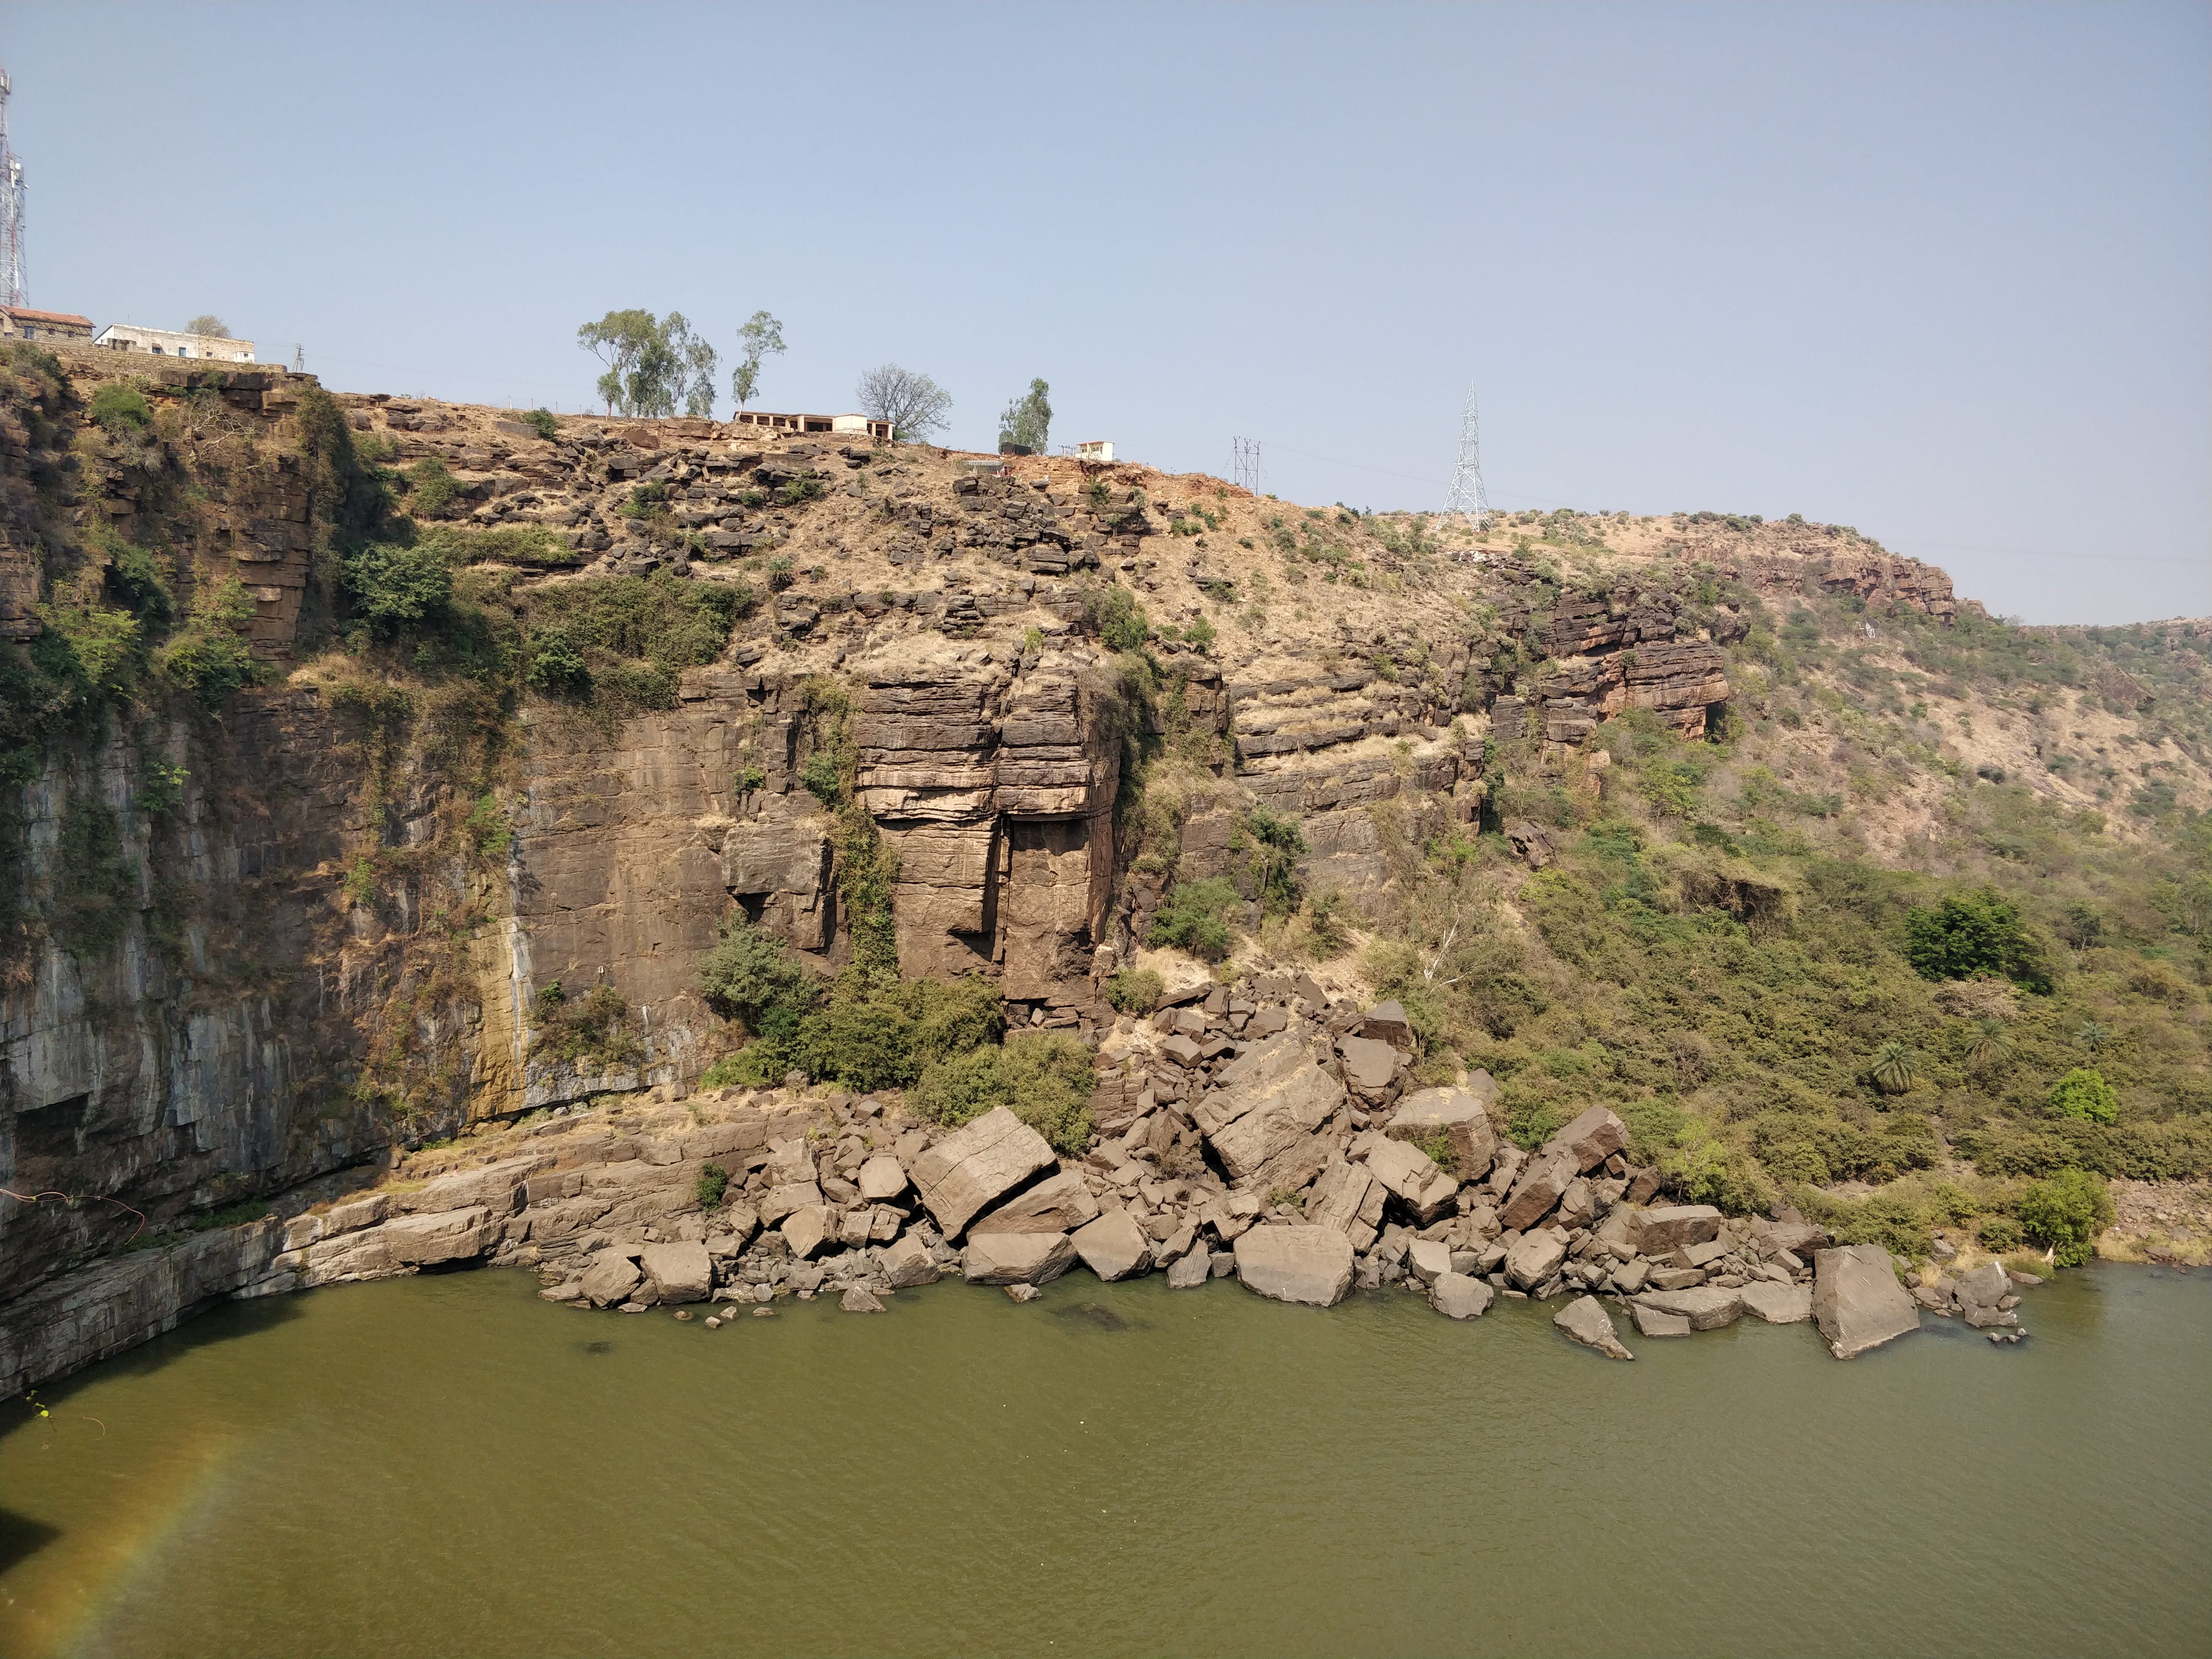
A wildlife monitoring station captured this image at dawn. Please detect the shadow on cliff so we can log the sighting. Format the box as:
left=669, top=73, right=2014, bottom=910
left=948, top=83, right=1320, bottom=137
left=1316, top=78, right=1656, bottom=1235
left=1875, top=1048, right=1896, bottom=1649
left=0, top=1505, right=61, bottom=1574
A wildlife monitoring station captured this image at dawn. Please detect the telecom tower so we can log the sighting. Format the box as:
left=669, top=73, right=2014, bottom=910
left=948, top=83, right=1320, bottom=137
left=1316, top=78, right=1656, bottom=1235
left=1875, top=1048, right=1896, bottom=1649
left=0, top=65, right=24, bottom=309
left=1443, top=382, right=1489, bottom=529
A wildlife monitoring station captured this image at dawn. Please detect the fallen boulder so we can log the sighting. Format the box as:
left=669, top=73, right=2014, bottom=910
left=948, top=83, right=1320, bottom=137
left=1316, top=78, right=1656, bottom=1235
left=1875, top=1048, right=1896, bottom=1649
left=839, top=1286, right=886, bottom=1313
left=1428, top=1272, right=1495, bottom=1320
left=1166, top=1248, right=1212, bottom=1289
left=962, top=1231, right=1076, bottom=1286
left=1631, top=1302, right=1691, bottom=1337
left=1234, top=1225, right=1355, bottom=1308
left=879, top=1233, right=940, bottom=1289
left=1738, top=1281, right=1813, bottom=1324
left=910, top=1106, right=1058, bottom=1239
left=781, top=1205, right=834, bottom=1260
left=855, top=1154, right=910, bottom=1203
left=1501, top=1149, right=1577, bottom=1231
left=1504, top=1229, right=1568, bottom=1291
left=1814, top=1243, right=1921, bottom=1359
left=1197, top=1034, right=1346, bottom=1183
left=1336, top=1035, right=1400, bottom=1097
left=1366, top=1139, right=1460, bottom=1224
left=969, top=1169, right=1101, bottom=1236
left=1541, top=1106, right=1627, bottom=1173
left=638, top=1241, right=712, bottom=1304
left=1386, top=1085, right=1500, bottom=1179
left=1070, top=1211, right=1154, bottom=1282
left=1628, top=1204, right=1723, bottom=1257
left=1636, top=1285, right=1743, bottom=1330
left=579, top=1250, right=642, bottom=1309
left=1554, top=1295, right=1634, bottom=1359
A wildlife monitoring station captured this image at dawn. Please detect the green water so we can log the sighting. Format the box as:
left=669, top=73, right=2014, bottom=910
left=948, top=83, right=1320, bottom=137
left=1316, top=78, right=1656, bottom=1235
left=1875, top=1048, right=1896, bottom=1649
left=1, top=1264, right=2206, bottom=1659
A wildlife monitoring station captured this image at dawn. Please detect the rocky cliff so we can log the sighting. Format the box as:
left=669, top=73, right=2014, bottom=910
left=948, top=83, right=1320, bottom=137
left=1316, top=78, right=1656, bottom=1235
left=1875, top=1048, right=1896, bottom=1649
left=3, top=343, right=2206, bottom=1393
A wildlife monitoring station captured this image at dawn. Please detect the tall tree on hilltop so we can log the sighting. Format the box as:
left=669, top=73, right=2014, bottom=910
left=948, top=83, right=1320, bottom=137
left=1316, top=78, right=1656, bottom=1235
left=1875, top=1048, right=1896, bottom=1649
left=998, top=378, right=1051, bottom=453
left=184, top=314, right=230, bottom=338
left=857, top=364, right=952, bottom=443
left=730, top=311, right=786, bottom=412
left=577, top=311, right=719, bottom=419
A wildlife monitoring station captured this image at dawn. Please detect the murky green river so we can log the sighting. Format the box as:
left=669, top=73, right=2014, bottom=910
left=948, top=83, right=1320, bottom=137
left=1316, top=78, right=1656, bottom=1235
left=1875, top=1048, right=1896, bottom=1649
left=1, top=1263, right=2206, bottom=1658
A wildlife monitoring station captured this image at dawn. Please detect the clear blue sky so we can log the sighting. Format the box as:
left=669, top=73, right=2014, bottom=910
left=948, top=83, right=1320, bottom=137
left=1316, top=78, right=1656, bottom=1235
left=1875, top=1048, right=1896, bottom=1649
left=5, top=1, right=2206, bottom=624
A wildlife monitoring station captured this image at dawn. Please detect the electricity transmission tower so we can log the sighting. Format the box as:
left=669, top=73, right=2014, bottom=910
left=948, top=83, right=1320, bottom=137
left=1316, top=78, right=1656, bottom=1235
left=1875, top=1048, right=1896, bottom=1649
left=1231, top=436, right=1264, bottom=494
left=0, top=66, right=26, bottom=309
left=1443, top=383, right=1489, bottom=529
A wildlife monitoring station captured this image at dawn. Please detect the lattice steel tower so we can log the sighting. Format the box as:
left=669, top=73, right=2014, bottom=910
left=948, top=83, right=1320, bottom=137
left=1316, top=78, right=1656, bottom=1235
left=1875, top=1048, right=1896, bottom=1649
left=1443, top=382, right=1489, bottom=529
left=0, top=66, right=24, bottom=309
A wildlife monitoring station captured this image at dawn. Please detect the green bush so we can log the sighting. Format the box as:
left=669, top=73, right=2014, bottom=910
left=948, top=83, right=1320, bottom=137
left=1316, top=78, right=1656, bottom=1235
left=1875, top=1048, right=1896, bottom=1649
left=694, top=1163, right=729, bottom=1210
left=523, top=407, right=559, bottom=441
left=1902, top=889, right=2052, bottom=993
left=521, top=571, right=751, bottom=712
left=1241, top=807, right=1306, bottom=916
left=914, top=1031, right=1095, bottom=1154
left=1105, top=967, right=1163, bottom=1014
left=153, top=578, right=265, bottom=708
left=344, top=539, right=453, bottom=636
left=1977, top=1214, right=2024, bottom=1252
left=405, top=457, right=465, bottom=519
left=697, top=916, right=820, bottom=1032
left=530, top=982, right=641, bottom=1070
left=88, top=382, right=153, bottom=433
left=2016, top=1167, right=2114, bottom=1267
left=425, top=525, right=580, bottom=568
left=2049, top=1067, right=2118, bottom=1125
left=1089, top=584, right=1152, bottom=652
left=723, top=971, right=1006, bottom=1094
left=1147, top=877, right=1238, bottom=961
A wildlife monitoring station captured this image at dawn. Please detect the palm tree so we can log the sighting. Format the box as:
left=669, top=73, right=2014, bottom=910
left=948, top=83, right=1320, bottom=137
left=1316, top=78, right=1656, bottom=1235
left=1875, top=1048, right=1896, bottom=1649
left=1967, top=1016, right=2015, bottom=1074
left=1870, top=1040, right=1920, bottom=1095
left=2076, top=1020, right=2112, bottom=1054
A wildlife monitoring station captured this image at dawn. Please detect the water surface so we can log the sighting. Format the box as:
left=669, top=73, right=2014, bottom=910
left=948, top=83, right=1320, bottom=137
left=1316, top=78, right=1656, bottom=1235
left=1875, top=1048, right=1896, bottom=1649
left=1, top=1264, right=2205, bottom=1658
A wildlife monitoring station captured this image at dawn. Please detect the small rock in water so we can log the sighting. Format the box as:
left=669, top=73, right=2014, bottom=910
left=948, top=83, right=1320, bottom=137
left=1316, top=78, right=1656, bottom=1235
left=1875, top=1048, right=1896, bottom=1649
left=1631, top=1303, right=1692, bottom=1338
left=721, top=1306, right=740, bottom=1319
left=751, top=1307, right=776, bottom=1319
left=1554, top=1294, right=1635, bottom=1359
left=672, top=1310, right=694, bottom=1322
left=617, top=1301, right=648, bottom=1314
left=703, top=1316, right=721, bottom=1329
left=840, top=1286, right=885, bottom=1314
left=1005, top=1283, right=1043, bottom=1303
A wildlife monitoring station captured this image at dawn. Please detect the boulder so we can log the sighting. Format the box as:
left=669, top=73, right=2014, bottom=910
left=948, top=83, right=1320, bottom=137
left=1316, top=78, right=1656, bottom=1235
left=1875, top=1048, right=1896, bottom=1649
left=1541, top=1106, right=1627, bottom=1173
left=1554, top=1295, right=1634, bottom=1359
left=1953, top=1261, right=2010, bottom=1313
left=1628, top=1204, right=1723, bottom=1256
left=1196, top=1034, right=1346, bottom=1183
left=1307, top=1160, right=1385, bottom=1247
left=1813, top=1243, right=1921, bottom=1359
left=855, top=1155, right=909, bottom=1203
left=1738, top=1281, right=1813, bottom=1324
left=1366, top=1139, right=1457, bottom=1224
left=1358, top=1001, right=1416, bottom=1048
left=781, top=1205, right=834, bottom=1260
left=910, top=1106, right=1058, bottom=1239
left=1166, top=1248, right=1212, bottom=1289
left=383, top=1206, right=492, bottom=1265
left=969, top=1169, right=1102, bottom=1236
left=961, top=1231, right=1076, bottom=1286
left=1501, top=1150, right=1577, bottom=1231
left=397, top=1154, right=549, bottom=1217
left=1386, top=1085, right=1499, bottom=1179
left=758, top=1180, right=825, bottom=1226
left=839, top=1286, right=886, bottom=1313
left=879, top=1232, right=940, bottom=1289
left=579, top=1250, right=642, bottom=1308
left=1336, top=1035, right=1400, bottom=1096
left=1637, top=1285, right=1743, bottom=1330
left=1755, top=1217, right=1831, bottom=1259
left=1608, top=1258, right=1651, bottom=1296
left=1646, top=1265, right=1707, bottom=1291
left=1428, top=1272, right=1495, bottom=1320
left=1233, top=1225, right=1356, bottom=1308
left=1631, top=1302, right=1692, bottom=1338
left=1070, top=1211, right=1154, bottom=1282
left=1504, top=1229, right=1568, bottom=1291
left=1406, top=1238, right=1452, bottom=1286
left=638, top=1241, right=713, bottom=1304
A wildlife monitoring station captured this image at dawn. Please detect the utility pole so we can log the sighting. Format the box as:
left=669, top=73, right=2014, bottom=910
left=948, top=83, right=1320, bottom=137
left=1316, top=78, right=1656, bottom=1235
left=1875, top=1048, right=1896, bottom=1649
left=293, top=344, right=305, bottom=372
left=1443, top=382, right=1490, bottom=530
left=1231, top=436, right=1264, bottom=495
left=0, top=65, right=28, bottom=309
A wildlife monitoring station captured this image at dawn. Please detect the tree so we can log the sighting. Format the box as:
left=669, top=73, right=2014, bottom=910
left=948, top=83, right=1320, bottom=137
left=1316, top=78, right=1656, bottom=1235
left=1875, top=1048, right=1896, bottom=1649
left=577, top=310, right=718, bottom=418
left=1967, top=1016, right=2015, bottom=1083
left=730, top=310, right=786, bottom=411
left=1902, top=888, right=2053, bottom=994
left=2016, top=1167, right=2114, bottom=1267
left=2049, top=1067, right=2118, bottom=1125
left=856, top=363, right=951, bottom=443
left=184, top=315, right=231, bottom=339
left=1869, top=1039, right=1919, bottom=1095
left=998, top=377, right=1051, bottom=454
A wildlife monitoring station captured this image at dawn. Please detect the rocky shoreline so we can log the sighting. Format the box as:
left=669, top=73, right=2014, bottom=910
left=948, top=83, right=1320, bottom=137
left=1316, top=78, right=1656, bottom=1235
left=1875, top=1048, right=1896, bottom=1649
left=0, top=974, right=2058, bottom=1390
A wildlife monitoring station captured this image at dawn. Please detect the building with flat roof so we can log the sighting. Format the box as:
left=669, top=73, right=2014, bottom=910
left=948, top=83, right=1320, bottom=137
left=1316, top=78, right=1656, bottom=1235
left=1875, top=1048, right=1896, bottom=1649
left=0, top=305, right=91, bottom=342
left=93, top=323, right=255, bottom=363
left=731, top=409, right=890, bottom=441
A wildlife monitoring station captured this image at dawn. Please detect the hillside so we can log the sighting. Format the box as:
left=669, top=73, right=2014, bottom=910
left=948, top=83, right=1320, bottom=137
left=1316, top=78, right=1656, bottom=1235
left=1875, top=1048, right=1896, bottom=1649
left=2, top=341, right=2209, bottom=1387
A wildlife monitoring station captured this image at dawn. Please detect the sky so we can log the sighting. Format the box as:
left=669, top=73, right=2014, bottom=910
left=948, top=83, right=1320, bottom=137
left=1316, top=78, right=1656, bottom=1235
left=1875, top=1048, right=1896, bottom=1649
left=3, top=0, right=2206, bottom=625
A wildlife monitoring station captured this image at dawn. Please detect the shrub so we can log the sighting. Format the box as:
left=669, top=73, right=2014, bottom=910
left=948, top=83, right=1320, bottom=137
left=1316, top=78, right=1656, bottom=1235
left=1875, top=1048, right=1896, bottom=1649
left=530, top=982, right=641, bottom=1070
left=88, top=382, right=153, bottom=433
left=344, top=539, right=453, bottom=636
left=778, top=477, right=825, bottom=506
left=2049, top=1067, right=2118, bottom=1125
left=1976, top=1214, right=2024, bottom=1252
left=1105, top=967, right=1163, bottom=1014
left=913, top=1031, right=1094, bottom=1154
left=405, top=457, right=465, bottom=518
left=1089, top=584, right=1152, bottom=651
left=425, top=525, right=580, bottom=568
left=697, top=916, right=820, bottom=1031
left=1241, top=807, right=1305, bottom=916
left=694, top=1163, right=729, bottom=1210
left=521, top=571, right=750, bottom=712
left=524, top=407, right=559, bottom=441
left=153, top=577, right=264, bottom=708
left=730, top=972, right=1006, bottom=1094
left=1147, top=878, right=1238, bottom=961
left=2016, top=1167, right=2114, bottom=1267
left=1183, top=615, right=1217, bottom=654
left=1902, top=889, right=2053, bottom=993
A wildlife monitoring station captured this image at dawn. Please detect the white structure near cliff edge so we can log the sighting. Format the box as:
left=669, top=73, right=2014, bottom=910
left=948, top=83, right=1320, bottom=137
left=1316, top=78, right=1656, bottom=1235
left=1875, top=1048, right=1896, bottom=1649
left=93, top=323, right=255, bottom=363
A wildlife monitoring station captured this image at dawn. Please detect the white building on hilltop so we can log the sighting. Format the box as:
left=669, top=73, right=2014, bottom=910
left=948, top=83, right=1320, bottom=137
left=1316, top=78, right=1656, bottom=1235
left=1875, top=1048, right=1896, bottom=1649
left=93, top=323, right=254, bottom=363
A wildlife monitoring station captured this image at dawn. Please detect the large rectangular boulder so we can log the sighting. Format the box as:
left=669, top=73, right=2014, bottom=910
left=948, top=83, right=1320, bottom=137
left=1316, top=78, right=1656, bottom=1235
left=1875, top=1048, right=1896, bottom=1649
left=969, top=1169, right=1101, bottom=1236
left=1364, top=1138, right=1460, bottom=1226
left=1386, top=1085, right=1499, bottom=1179
left=1500, top=1149, right=1577, bottom=1232
left=1233, top=1225, right=1355, bottom=1308
left=1504, top=1229, right=1568, bottom=1291
left=1628, top=1204, right=1723, bottom=1257
left=1541, top=1106, right=1627, bottom=1173
left=1070, top=1211, right=1153, bottom=1281
left=961, top=1232, right=1077, bottom=1286
left=1307, top=1160, right=1384, bottom=1249
left=396, top=1155, right=552, bottom=1217
left=1637, top=1285, right=1743, bottom=1330
left=639, top=1241, right=713, bottom=1304
left=911, top=1106, right=1058, bottom=1239
left=1195, top=1034, right=1346, bottom=1183
left=382, top=1206, right=492, bottom=1265
left=1738, top=1281, right=1813, bottom=1324
left=1813, top=1243, right=1921, bottom=1359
